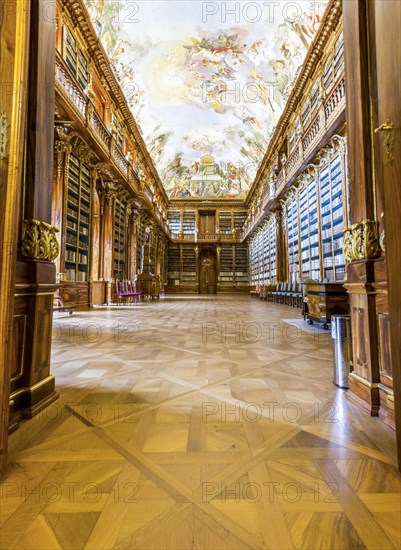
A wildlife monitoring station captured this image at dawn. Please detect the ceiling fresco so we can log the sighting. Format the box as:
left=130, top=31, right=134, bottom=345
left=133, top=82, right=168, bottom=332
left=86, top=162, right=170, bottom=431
left=85, top=0, right=328, bottom=199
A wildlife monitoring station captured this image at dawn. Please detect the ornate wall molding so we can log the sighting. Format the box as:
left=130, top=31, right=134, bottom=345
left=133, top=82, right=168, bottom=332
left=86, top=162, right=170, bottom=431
left=343, top=219, right=381, bottom=261
left=21, top=219, right=60, bottom=261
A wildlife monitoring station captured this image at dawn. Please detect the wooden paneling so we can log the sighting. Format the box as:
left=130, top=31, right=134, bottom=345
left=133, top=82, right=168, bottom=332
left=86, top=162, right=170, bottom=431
left=342, top=0, right=375, bottom=223
left=371, top=0, right=401, bottom=457
left=90, top=281, right=107, bottom=306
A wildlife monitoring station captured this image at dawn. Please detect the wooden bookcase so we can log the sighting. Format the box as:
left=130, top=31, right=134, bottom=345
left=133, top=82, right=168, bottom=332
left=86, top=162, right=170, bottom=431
left=219, top=245, right=234, bottom=287
left=182, top=211, right=196, bottom=234
left=283, top=140, right=348, bottom=283
left=167, top=245, right=181, bottom=287
left=65, top=153, right=91, bottom=282
left=219, top=211, right=232, bottom=234
left=234, top=245, right=248, bottom=287
left=113, top=199, right=126, bottom=279
left=182, top=246, right=197, bottom=285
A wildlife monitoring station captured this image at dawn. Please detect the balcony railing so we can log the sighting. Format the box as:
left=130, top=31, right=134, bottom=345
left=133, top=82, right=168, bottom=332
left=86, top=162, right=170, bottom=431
left=243, top=68, right=346, bottom=240
left=111, top=139, right=129, bottom=176
left=55, top=53, right=87, bottom=119
left=170, top=232, right=240, bottom=243
left=55, top=51, right=141, bottom=185
left=89, top=107, right=111, bottom=153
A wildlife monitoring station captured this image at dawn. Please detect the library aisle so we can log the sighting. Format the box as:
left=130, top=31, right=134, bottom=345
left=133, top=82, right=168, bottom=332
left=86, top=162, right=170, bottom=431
left=1, top=297, right=400, bottom=549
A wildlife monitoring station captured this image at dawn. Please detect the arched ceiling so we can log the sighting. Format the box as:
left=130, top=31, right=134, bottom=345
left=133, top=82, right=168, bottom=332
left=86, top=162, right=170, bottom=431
left=85, top=0, right=328, bottom=200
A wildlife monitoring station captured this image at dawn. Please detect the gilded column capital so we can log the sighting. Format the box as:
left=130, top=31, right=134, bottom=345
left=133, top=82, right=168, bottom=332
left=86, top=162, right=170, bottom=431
left=343, top=219, right=381, bottom=262
left=21, top=219, right=60, bottom=261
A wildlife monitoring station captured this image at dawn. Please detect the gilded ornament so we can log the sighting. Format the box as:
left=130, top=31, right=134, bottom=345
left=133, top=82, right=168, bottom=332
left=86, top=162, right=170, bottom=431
left=379, top=229, right=385, bottom=252
left=343, top=219, right=381, bottom=262
left=21, top=219, right=60, bottom=261
left=0, top=110, right=8, bottom=160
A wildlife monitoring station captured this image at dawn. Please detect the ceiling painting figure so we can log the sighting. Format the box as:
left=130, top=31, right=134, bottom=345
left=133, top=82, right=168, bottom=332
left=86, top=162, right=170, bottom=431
left=85, top=0, right=328, bottom=199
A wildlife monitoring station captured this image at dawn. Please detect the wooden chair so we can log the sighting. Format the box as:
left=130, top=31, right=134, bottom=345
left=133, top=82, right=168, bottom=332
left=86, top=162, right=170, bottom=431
left=115, top=279, right=132, bottom=305
left=271, top=282, right=281, bottom=302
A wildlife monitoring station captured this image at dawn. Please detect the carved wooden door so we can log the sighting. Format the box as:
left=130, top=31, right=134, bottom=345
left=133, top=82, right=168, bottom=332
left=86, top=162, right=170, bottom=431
left=199, top=250, right=216, bottom=294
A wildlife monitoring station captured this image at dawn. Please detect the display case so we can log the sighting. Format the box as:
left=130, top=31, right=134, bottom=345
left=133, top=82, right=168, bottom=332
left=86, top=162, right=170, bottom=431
left=305, top=282, right=349, bottom=328
left=65, top=153, right=91, bottom=282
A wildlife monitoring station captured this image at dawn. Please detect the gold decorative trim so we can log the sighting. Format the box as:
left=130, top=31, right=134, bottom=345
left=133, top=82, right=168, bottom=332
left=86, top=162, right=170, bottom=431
left=0, top=109, right=8, bottom=159
left=343, top=219, right=381, bottom=262
left=21, top=219, right=60, bottom=261
left=348, top=372, right=379, bottom=389
left=379, top=229, right=385, bottom=252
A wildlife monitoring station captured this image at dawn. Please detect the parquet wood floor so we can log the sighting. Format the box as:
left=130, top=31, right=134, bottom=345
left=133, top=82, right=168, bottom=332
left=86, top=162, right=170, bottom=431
left=1, top=296, right=400, bottom=549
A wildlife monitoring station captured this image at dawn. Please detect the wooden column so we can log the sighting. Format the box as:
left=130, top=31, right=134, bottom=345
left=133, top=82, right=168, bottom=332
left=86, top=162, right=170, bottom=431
left=342, top=0, right=381, bottom=416
left=369, top=0, right=401, bottom=466
left=276, top=209, right=287, bottom=282
left=11, top=0, right=59, bottom=429
left=127, top=208, right=138, bottom=281
left=0, top=0, right=31, bottom=476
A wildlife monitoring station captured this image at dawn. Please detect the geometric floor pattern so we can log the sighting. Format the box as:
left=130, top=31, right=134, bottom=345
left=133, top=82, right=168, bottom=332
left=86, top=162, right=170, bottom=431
left=1, top=296, right=400, bottom=549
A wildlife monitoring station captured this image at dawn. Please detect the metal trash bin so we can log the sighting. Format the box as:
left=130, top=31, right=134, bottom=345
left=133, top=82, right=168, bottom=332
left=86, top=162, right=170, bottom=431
left=331, top=315, right=353, bottom=388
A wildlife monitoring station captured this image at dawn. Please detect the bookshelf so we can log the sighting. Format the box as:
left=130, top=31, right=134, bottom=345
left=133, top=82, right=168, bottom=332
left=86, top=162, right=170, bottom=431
left=234, top=245, right=248, bottom=286
left=250, top=218, right=277, bottom=285
left=113, top=199, right=126, bottom=279
left=282, top=140, right=347, bottom=283
left=234, top=211, right=247, bottom=233
left=182, top=211, right=196, bottom=234
left=182, top=245, right=197, bottom=284
left=299, top=176, right=320, bottom=280
left=64, top=25, right=88, bottom=91
left=219, top=245, right=234, bottom=285
left=249, top=236, right=258, bottom=285
left=219, top=211, right=232, bottom=234
left=65, top=153, right=91, bottom=282
left=334, top=33, right=344, bottom=81
left=137, top=222, right=145, bottom=273
left=319, top=153, right=346, bottom=281
left=248, top=216, right=279, bottom=285
left=168, top=210, right=181, bottom=233
left=167, top=245, right=181, bottom=286
left=287, top=197, right=300, bottom=282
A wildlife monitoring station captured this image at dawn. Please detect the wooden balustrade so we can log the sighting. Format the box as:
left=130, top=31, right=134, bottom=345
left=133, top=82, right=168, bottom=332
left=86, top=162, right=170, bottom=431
left=55, top=53, right=86, bottom=118
left=89, top=107, right=111, bottom=153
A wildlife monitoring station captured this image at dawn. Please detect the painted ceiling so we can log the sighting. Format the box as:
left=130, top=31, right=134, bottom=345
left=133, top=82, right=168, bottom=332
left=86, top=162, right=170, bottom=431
left=85, top=0, right=328, bottom=199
